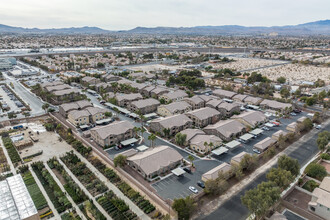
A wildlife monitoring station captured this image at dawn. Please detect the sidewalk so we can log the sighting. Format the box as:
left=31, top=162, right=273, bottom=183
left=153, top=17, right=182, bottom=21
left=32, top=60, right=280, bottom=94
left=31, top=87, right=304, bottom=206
left=57, top=158, right=113, bottom=220
left=29, top=166, right=60, bottom=220
left=44, top=162, right=87, bottom=220
left=67, top=149, right=151, bottom=220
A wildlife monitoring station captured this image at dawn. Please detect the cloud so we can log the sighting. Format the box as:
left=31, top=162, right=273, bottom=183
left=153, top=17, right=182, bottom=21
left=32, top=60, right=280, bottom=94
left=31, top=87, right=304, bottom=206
left=0, top=0, right=329, bottom=30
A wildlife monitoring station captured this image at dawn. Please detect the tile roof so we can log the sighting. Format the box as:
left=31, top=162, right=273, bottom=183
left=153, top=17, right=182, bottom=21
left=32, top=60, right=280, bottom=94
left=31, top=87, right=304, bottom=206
left=186, top=107, right=221, bottom=120
left=232, top=110, right=267, bottom=126
left=180, top=128, right=205, bottom=143
left=204, top=120, right=246, bottom=139
left=202, top=162, right=232, bottom=181
left=151, top=114, right=192, bottom=129
left=159, top=101, right=191, bottom=114
left=190, top=134, right=222, bottom=150
left=91, top=121, right=134, bottom=139
left=131, top=98, right=160, bottom=108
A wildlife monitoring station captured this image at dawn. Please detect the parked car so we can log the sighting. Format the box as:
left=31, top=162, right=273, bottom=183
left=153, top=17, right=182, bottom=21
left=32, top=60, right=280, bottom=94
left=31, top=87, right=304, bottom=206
left=290, top=112, right=297, bottom=116
left=189, top=186, right=198, bottom=194
left=261, top=126, right=270, bottom=131
left=197, top=181, right=205, bottom=188
left=314, top=124, right=322, bottom=129
left=293, top=109, right=302, bottom=113
left=253, top=148, right=261, bottom=154
left=183, top=167, right=191, bottom=173
left=271, top=121, right=280, bottom=126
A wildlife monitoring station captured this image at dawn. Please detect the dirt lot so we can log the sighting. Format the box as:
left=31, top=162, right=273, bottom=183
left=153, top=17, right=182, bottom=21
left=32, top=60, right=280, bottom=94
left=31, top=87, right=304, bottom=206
left=17, top=127, right=72, bottom=162
left=284, top=188, right=312, bottom=210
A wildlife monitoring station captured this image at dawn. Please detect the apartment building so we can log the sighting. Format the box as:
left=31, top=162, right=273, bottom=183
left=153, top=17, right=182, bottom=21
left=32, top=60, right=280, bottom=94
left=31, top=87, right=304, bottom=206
left=159, top=90, right=188, bottom=102
left=157, top=101, right=192, bottom=117
left=149, top=114, right=193, bottom=136
left=185, top=107, right=221, bottom=128
left=128, top=98, right=160, bottom=114
left=115, top=93, right=143, bottom=107
left=184, top=95, right=205, bottom=110
left=204, top=119, right=246, bottom=142
left=90, top=121, right=135, bottom=147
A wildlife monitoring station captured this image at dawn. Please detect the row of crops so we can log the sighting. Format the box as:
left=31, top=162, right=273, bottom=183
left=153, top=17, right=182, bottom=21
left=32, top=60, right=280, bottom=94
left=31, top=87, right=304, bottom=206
left=2, top=136, right=21, bottom=165
left=96, top=191, right=138, bottom=220
left=31, top=161, right=72, bottom=213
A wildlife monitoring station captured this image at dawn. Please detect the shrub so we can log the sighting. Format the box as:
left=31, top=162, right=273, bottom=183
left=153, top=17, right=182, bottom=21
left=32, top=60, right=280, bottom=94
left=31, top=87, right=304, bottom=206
left=320, top=153, right=330, bottom=160
left=305, top=163, right=327, bottom=180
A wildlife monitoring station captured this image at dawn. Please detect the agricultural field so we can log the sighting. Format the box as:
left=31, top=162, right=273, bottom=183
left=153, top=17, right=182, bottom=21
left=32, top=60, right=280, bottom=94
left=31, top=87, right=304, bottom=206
left=47, top=157, right=88, bottom=204
left=2, top=136, right=21, bottom=166
left=60, top=151, right=108, bottom=196
left=31, top=161, right=72, bottom=213
left=89, top=156, right=156, bottom=215
left=79, top=200, right=106, bottom=220
left=61, top=210, right=82, bottom=220
left=97, top=191, right=138, bottom=220
left=0, top=147, right=10, bottom=173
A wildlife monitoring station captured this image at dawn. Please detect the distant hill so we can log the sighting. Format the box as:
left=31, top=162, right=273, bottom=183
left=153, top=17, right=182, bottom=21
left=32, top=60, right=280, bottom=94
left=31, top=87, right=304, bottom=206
left=0, top=24, right=110, bottom=34
left=124, top=20, right=330, bottom=35
left=0, top=20, right=329, bottom=35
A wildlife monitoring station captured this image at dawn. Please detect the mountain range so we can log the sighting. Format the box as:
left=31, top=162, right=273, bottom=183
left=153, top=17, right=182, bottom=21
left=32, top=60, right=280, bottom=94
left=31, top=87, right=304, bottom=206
left=0, top=20, right=329, bottom=35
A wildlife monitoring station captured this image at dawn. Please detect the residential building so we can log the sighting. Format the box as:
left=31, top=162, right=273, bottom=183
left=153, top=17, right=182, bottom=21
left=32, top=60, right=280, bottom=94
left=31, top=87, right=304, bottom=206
left=232, top=110, right=267, bottom=128
left=40, top=81, right=63, bottom=90
left=90, top=121, right=135, bottom=147
left=204, top=120, right=246, bottom=142
left=217, top=102, right=241, bottom=117
left=286, top=122, right=298, bottom=132
left=52, top=88, right=81, bottom=105
left=190, top=134, right=222, bottom=154
left=150, top=86, right=169, bottom=98
left=179, top=128, right=205, bottom=146
left=206, top=99, right=223, bottom=109
left=127, top=145, right=183, bottom=180
left=232, top=94, right=248, bottom=103
left=231, top=151, right=249, bottom=167
left=159, top=90, right=188, bottom=102
left=68, top=110, right=90, bottom=126
left=44, top=84, right=71, bottom=92
left=297, top=116, right=307, bottom=123
left=185, top=107, right=221, bottom=128
left=0, top=175, right=38, bottom=220
left=115, top=93, right=143, bottom=107
left=184, top=95, right=205, bottom=110
left=103, top=74, right=121, bottom=82
left=202, top=162, right=232, bottom=182
left=157, top=101, right=192, bottom=117
left=81, top=76, right=101, bottom=86
left=244, top=96, right=263, bottom=105
left=128, top=98, right=160, bottom=114
left=308, top=177, right=330, bottom=220
left=95, top=82, right=112, bottom=93
left=212, top=89, right=237, bottom=99
left=85, top=107, right=107, bottom=123
left=272, top=130, right=288, bottom=140
left=149, top=114, right=193, bottom=136
left=260, top=99, right=293, bottom=113
left=59, top=100, right=93, bottom=117
left=254, top=137, right=277, bottom=153
left=141, top=86, right=156, bottom=97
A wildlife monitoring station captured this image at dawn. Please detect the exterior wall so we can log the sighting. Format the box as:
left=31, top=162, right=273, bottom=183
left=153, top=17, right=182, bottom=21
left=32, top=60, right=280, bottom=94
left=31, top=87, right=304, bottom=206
left=157, top=106, right=192, bottom=117
left=204, top=128, right=245, bottom=142
left=186, top=115, right=220, bottom=128
left=68, top=115, right=89, bottom=126
left=117, top=97, right=142, bottom=107
left=149, top=121, right=193, bottom=136
left=129, top=103, right=160, bottom=115
left=151, top=90, right=168, bottom=99
left=90, top=113, right=105, bottom=123
left=91, top=129, right=135, bottom=147
left=309, top=200, right=330, bottom=220
left=190, top=142, right=218, bottom=154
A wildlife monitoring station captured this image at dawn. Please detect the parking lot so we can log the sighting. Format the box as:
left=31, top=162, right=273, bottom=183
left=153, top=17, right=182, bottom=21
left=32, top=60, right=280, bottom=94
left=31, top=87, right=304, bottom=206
left=150, top=111, right=309, bottom=201
left=0, top=85, right=24, bottom=114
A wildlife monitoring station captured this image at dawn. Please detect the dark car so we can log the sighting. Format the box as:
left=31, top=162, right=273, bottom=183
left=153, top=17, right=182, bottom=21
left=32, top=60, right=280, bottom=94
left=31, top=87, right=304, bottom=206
left=293, top=109, right=302, bottom=113
left=197, top=181, right=205, bottom=188
left=183, top=167, right=191, bottom=173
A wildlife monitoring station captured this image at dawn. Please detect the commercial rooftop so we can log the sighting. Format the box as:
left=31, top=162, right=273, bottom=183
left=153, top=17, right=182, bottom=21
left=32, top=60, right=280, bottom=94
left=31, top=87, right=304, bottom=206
left=0, top=175, right=38, bottom=220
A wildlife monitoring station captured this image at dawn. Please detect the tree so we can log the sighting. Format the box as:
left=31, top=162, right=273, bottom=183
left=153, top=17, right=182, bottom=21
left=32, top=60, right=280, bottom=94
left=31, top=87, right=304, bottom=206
left=163, top=128, right=171, bottom=138
left=231, top=164, right=244, bottom=180
left=241, top=181, right=281, bottom=219
left=277, top=77, right=286, bottom=84
left=278, top=155, right=300, bottom=177
left=240, top=154, right=258, bottom=171
left=312, top=112, right=322, bottom=124
left=305, top=163, right=327, bottom=180
left=159, top=98, right=166, bottom=104
left=42, top=103, right=50, bottom=112
left=204, top=178, right=229, bottom=195
left=105, top=111, right=112, bottom=117
left=266, top=168, right=294, bottom=189
left=317, top=131, right=330, bottom=151
left=187, top=155, right=195, bottom=167
left=172, top=196, right=196, bottom=220
left=114, top=155, right=127, bottom=167
left=302, top=118, right=313, bottom=131
left=148, top=134, right=157, bottom=148
left=175, top=133, right=187, bottom=146
left=280, top=88, right=290, bottom=98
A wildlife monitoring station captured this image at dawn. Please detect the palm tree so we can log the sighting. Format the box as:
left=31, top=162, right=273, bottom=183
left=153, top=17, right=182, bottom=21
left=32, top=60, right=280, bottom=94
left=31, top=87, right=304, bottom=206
left=42, top=103, right=49, bottom=113
left=187, top=155, right=195, bottom=167
left=148, top=134, right=157, bottom=148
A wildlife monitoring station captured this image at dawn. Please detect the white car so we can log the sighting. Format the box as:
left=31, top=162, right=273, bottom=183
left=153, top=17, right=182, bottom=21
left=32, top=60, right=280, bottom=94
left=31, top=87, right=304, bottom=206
left=189, top=186, right=198, bottom=194
left=253, top=148, right=261, bottom=154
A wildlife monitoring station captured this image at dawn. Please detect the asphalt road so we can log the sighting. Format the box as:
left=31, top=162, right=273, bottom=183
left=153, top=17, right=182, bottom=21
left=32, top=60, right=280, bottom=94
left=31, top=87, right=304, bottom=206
left=198, top=122, right=330, bottom=220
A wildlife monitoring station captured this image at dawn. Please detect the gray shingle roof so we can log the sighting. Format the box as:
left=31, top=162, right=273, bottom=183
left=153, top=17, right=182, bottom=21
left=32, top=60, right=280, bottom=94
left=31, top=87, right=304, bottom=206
left=91, top=121, right=134, bottom=139
left=186, top=107, right=221, bottom=120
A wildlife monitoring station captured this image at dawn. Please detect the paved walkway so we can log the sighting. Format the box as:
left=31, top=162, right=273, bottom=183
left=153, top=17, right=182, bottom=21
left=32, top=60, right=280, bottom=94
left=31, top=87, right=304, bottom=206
left=67, top=150, right=151, bottom=220
left=57, top=158, right=113, bottom=220
left=29, top=166, right=60, bottom=220
left=0, top=137, right=17, bottom=175
left=44, top=162, right=87, bottom=220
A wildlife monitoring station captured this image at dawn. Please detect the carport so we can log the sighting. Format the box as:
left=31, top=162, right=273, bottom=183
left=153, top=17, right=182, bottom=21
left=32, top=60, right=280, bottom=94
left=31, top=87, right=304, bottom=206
left=95, top=118, right=112, bottom=125
left=137, top=145, right=149, bottom=152
left=172, top=167, right=186, bottom=177
left=250, top=128, right=263, bottom=137
left=79, top=124, right=89, bottom=131
left=225, top=140, right=241, bottom=150
left=129, top=113, right=139, bottom=119
left=239, top=133, right=254, bottom=143
left=143, top=113, right=158, bottom=120
left=120, top=138, right=138, bottom=146
left=212, top=147, right=229, bottom=156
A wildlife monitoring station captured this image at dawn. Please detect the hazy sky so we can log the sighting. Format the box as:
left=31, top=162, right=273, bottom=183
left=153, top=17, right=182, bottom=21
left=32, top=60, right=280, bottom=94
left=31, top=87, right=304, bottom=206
left=1, top=0, right=329, bottom=30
